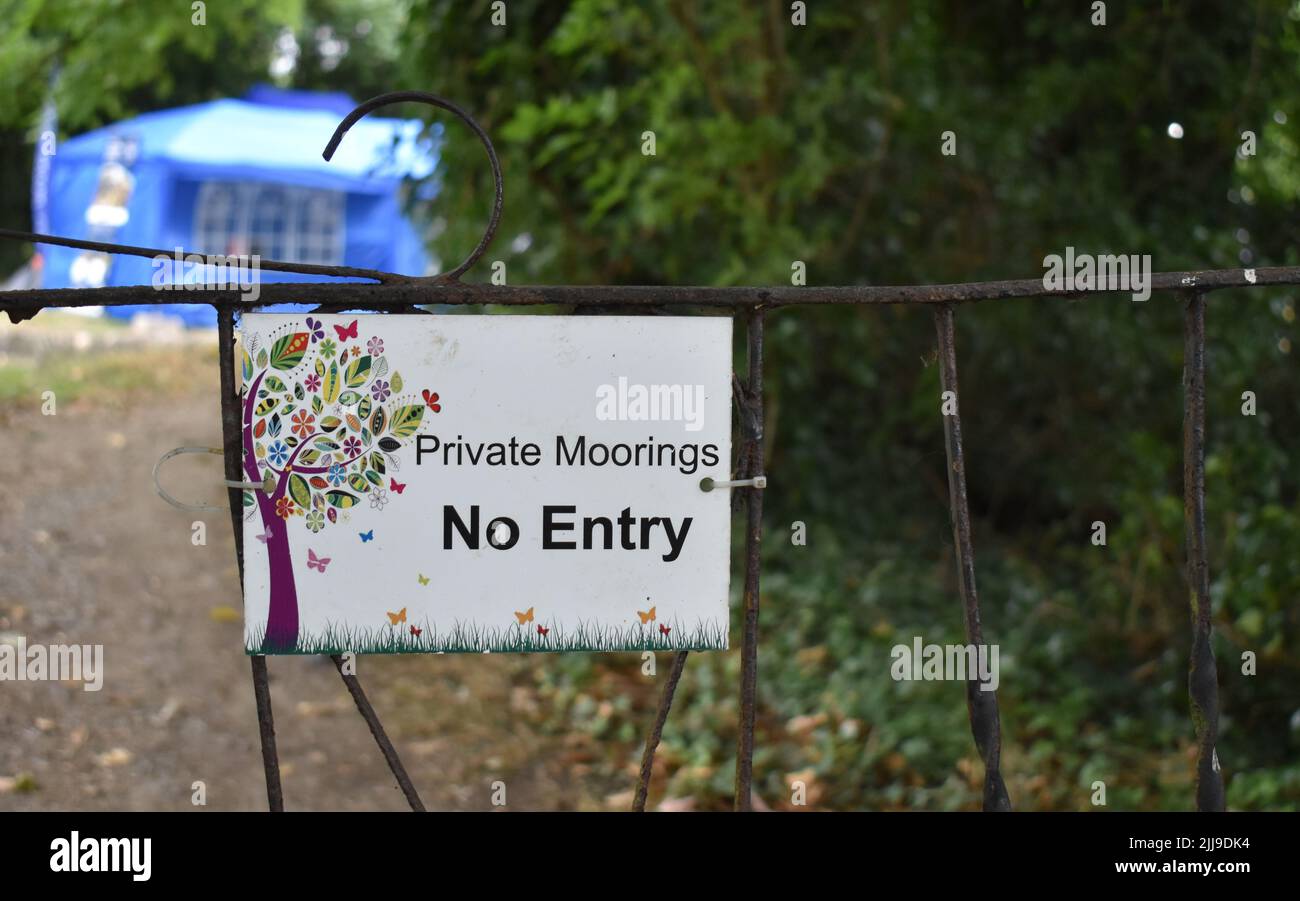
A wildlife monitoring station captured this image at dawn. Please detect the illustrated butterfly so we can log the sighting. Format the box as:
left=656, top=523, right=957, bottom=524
left=417, top=574, right=430, bottom=586
left=659, top=624, right=671, bottom=636
left=637, top=606, right=656, bottom=624
left=306, top=549, right=330, bottom=572
left=255, top=528, right=273, bottom=544
left=421, top=389, right=441, bottom=412
left=536, top=625, right=549, bottom=637
left=333, top=319, right=359, bottom=341
left=387, top=607, right=407, bottom=625
left=514, top=607, right=534, bottom=625
left=390, top=478, right=406, bottom=494
left=359, top=530, right=374, bottom=543
left=410, top=625, right=422, bottom=638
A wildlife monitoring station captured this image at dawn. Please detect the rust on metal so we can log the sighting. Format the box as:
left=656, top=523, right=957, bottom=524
left=330, top=655, right=427, bottom=811
left=3, top=250, right=1300, bottom=323
left=933, top=304, right=1012, bottom=811
left=632, top=650, right=690, bottom=812
left=218, top=307, right=285, bottom=811
left=734, top=307, right=765, bottom=811
left=1182, top=290, right=1225, bottom=811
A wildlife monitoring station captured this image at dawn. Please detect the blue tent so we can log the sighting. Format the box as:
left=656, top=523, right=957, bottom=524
left=37, top=87, right=437, bottom=326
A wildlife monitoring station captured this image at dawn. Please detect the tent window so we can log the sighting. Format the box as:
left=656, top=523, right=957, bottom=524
left=194, top=182, right=345, bottom=265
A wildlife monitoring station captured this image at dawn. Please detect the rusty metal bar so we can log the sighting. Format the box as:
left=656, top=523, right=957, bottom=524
left=217, top=306, right=284, bottom=812
left=2, top=242, right=1299, bottom=322
left=933, top=304, right=1012, bottom=811
left=3, top=227, right=398, bottom=285
left=1182, top=291, right=1226, bottom=811
left=632, top=651, right=690, bottom=812
left=330, top=655, right=426, bottom=811
left=734, top=306, right=765, bottom=811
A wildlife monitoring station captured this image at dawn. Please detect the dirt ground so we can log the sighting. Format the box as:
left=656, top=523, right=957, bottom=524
left=0, top=325, right=625, bottom=811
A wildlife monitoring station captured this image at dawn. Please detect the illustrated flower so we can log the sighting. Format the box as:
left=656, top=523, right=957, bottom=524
left=367, top=336, right=384, bottom=355
left=267, top=440, right=289, bottom=467
left=369, top=488, right=390, bottom=511
left=319, top=338, right=338, bottom=359
left=327, top=462, right=346, bottom=486
left=370, top=379, right=391, bottom=402
left=275, top=497, right=297, bottom=519
left=304, top=374, right=321, bottom=393
left=305, top=317, right=325, bottom=343
left=291, top=410, right=316, bottom=438
left=305, top=510, right=325, bottom=532
left=342, top=436, right=362, bottom=457
left=351, top=346, right=361, bottom=359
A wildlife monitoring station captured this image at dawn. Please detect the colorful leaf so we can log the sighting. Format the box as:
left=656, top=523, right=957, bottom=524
left=358, top=395, right=372, bottom=419
left=371, top=406, right=387, bottom=436
left=288, top=474, right=311, bottom=509
left=344, top=355, right=372, bottom=388
left=378, top=437, right=401, bottom=452
left=369, top=451, right=386, bottom=474
left=254, top=419, right=267, bottom=439
left=365, top=469, right=383, bottom=487
left=309, top=476, right=328, bottom=489
left=254, top=396, right=279, bottom=416
left=325, top=490, right=359, bottom=509
left=347, top=473, right=370, bottom=492
left=314, top=437, right=340, bottom=452
left=339, top=391, right=362, bottom=406
left=270, top=332, right=309, bottom=371
left=390, top=371, right=403, bottom=393
left=319, top=415, right=343, bottom=433
left=311, top=394, right=323, bottom=415
left=257, top=348, right=269, bottom=369
left=323, top=362, right=341, bottom=404
left=388, top=404, right=424, bottom=439
left=263, top=375, right=287, bottom=393
left=242, top=351, right=253, bottom=383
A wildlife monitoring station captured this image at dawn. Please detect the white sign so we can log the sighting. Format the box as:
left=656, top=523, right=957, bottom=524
left=238, top=313, right=733, bottom=654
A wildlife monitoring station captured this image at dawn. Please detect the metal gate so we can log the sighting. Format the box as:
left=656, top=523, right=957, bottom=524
left=3, top=91, right=1292, bottom=812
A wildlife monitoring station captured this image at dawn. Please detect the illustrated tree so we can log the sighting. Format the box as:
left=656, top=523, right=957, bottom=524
left=240, top=317, right=434, bottom=651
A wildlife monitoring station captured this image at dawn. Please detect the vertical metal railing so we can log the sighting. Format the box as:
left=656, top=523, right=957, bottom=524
left=934, top=305, right=1012, bottom=811
left=1182, top=290, right=1225, bottom=812
left=218, top=307, right=285, bottom=811
left=733, top=307, right=766, bottom=811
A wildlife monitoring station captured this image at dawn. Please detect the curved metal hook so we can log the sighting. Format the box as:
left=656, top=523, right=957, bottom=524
left=324, top=91, right=503, bottom=283
left=153, top=446, right=271, bottom=513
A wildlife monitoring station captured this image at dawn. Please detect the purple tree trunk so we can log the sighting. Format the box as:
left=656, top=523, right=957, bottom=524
left=252, top=486, right=299, bottom=651
left=242, top=369, right=299, bottom=652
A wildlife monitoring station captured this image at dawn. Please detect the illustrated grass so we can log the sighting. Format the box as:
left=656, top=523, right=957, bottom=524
left=245, top=618, right=728, bottom=655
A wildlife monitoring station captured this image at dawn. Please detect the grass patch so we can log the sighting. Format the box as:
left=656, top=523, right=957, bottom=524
left=0, top=344, right=218, bottom=410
